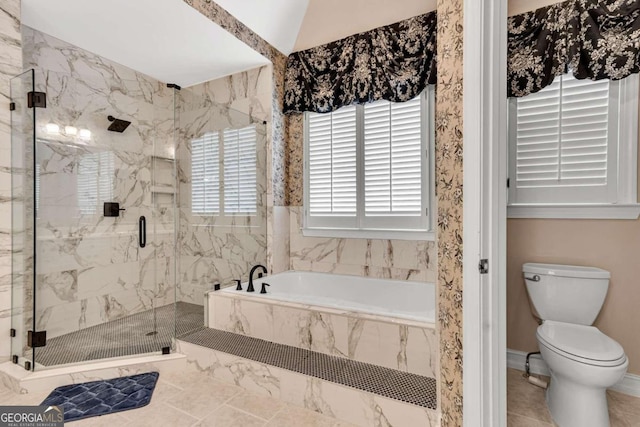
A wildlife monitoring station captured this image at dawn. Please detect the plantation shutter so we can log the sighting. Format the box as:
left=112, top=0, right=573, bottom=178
left=223, top=126, right=257, bottom=214
left=305, top=91, right=430, bottom=232
left=307, top=105, right=357, bottom=228
left=191, top=132, right=220, bottom=214
left=510, top=73, right=618, bottom=204
left=77, top=152, right=114, bottom=215
left=363, top=96, right=424, bottom=228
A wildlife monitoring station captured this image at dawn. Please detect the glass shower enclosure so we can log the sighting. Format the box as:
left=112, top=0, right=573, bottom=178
left=10, top=68, right=180, bottom=371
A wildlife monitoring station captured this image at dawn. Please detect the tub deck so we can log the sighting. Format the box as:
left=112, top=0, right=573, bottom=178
left=207, top=271, right=436, bottom=377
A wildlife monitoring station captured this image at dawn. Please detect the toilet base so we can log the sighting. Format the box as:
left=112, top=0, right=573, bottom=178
left=546, top=372, right=610, bottom=427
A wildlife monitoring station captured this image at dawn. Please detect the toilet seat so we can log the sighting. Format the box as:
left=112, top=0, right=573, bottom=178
left=537, top=321, right=626, bottom=367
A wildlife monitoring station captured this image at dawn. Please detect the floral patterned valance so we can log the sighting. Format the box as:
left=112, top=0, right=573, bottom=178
left=283, top=12, right=437, bottom=114
left=508, top=0, right=640, bottom=97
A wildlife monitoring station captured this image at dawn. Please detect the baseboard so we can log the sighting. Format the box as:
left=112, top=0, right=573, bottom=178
left=611, top=372, right=640, bottom=398
left=506, top=349, right=549, bottom=376
left=507, top=348, right=640, bottom=397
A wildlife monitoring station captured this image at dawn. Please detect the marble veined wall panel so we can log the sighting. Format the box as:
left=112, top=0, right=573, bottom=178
left=19, top=27, right=177, bottom=341
left=208, top=293, right=436, bottom=378
left=289, top=207, right=436, bottom=283
left=176, top=67, right=270, bottom=304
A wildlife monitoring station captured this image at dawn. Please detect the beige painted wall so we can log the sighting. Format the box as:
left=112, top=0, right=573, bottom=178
left=508, top=0, right=562, bottom=15
left=507, top=77, right=640, bottom=374
left=507, top=217, right=640, bottom=374
left=293, top=0, right=555, bottom=55
left=293, top=0, right=436, bottom=52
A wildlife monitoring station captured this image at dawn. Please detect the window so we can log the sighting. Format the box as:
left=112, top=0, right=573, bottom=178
left=191, top=125, right=257, bottom=217
left=508, top=73, right=640, bottom=219
left=304, top=89, right=434, bottom=239
left=77, top=151, right=114, bottom=215
left=223, top=127, right=257, bottom=214
left=191, top=132, right=220, bottom=215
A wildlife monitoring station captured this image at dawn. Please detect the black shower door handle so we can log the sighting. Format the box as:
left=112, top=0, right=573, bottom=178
left=139, top=216, right=146, bottom=248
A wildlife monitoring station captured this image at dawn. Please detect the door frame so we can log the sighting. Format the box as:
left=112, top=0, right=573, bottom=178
left=462, top=0, right=508, bottom=425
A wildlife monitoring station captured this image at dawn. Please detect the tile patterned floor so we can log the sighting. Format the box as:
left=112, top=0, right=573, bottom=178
left=0, top=371, right=356, bottom=426
left=507, top=368, right=640, bottom=426
left=35, top=302, right=205, bottom=367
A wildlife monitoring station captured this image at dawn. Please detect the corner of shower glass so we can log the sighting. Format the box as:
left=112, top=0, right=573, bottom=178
left=10, top=69, right=36, bottom=372
left=9, top=69, right=186, bottom=370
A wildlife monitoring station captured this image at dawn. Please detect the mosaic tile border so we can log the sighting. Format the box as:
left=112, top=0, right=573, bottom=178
left=180, top=327, right=437, bottom=409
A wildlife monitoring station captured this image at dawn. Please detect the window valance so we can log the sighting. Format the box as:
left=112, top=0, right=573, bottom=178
left=284, top=1, right=640, bottom=107
left=283, top=12, right=437, bottom=114
left=508, top=0, right=640, bottom=97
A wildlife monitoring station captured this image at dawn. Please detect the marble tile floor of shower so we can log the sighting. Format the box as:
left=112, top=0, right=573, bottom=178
left=34, top=302, right=205, bottom=367
left=0, top=371, right=356, bottom=427
left=507, top=368, right=640, bottom=426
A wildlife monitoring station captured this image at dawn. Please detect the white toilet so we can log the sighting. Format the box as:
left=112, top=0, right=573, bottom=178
left=523, top=263, right=628, bottom=427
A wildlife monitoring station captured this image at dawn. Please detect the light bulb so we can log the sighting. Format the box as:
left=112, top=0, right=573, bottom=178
left=64, top=126, right=77, bottom=136
left=45, top=123, right=60, bottom=134
left=79, top=129, right=92, bottom=140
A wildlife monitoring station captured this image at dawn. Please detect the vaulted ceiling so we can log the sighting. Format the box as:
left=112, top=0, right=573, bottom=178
left=21, top=0, right=439, bottom=87
left=21, top=0, right=271, bottom=87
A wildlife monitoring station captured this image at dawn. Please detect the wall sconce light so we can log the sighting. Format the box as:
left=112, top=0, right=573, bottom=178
left=45, top=123, right=60, bottom=134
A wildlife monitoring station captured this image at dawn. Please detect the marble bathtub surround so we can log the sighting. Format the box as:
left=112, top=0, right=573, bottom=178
left=208, top=293, right=436, bottom=378
left=289, top=207, right=437, bottom=283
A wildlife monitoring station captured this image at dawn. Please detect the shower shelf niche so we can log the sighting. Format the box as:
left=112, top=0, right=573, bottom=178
left=151, top=156, right=176, bottom=198
left=151, top=186, right=175, bottom=194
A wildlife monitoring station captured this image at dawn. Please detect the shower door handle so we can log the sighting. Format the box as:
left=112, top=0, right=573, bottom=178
left=139, top=216, right=146, bottom=248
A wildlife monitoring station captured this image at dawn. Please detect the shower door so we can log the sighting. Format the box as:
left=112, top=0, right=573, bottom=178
left=10, top=68, right=178, bottom=370
left=10, top=70, right=37, bottom=371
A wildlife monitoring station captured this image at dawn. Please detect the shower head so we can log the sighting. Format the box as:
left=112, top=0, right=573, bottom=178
left=107, top=115, right=131, bottom=133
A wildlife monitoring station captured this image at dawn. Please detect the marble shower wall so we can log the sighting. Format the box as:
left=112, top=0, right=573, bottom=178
left=176, top=67, right=270, bottom=304
left=182, top=0, right=291, bottom=275
left=19, top=27, right=177, bottom=341
left=0, top=0, right=22, bottom=359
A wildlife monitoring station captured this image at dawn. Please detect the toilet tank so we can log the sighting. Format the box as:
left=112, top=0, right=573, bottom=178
left=523, top=263, right=610, bottom=325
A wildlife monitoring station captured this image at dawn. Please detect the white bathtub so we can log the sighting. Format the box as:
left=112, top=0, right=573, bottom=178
left=208, top=270, right=437, bottom=376
left=219, top=271, right=435, bottom=324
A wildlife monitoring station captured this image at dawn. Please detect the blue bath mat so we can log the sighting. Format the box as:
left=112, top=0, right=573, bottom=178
left=41, top=372, right=159, bottom=422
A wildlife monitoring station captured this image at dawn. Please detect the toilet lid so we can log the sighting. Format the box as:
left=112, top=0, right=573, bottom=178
left=537, top=321, right=626, bottom=366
